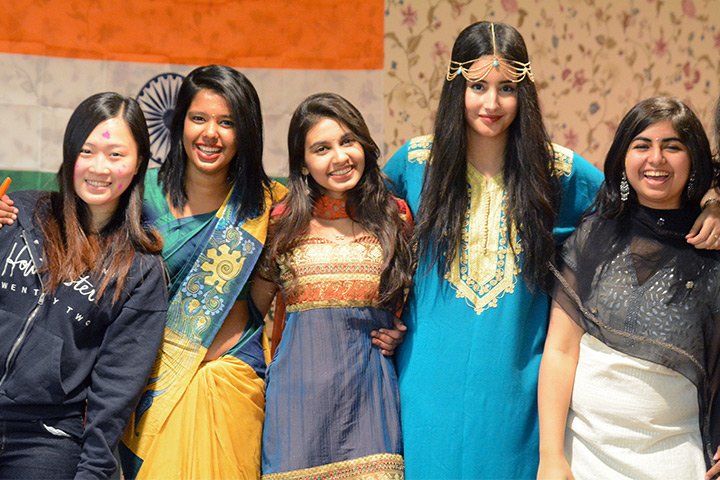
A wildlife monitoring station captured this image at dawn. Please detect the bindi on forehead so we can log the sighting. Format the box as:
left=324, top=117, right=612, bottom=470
left=102, top=130, right=111, bottom=139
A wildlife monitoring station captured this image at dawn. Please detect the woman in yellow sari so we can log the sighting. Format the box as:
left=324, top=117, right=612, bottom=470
left=119, top=65, right=285, bottom=479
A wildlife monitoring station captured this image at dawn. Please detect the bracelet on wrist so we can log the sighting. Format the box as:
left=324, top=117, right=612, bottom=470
left=702, top=198, right=720, bottom=209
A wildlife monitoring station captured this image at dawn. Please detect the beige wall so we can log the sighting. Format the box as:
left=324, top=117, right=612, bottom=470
left=384, top=0, right=720, bottom=168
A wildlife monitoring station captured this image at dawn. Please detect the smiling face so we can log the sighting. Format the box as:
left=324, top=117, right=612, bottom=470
left=624, top=120, right=691, bottom=210
left=303, top=118, right=365, bottom=199
left=464, top=55, right=519, bottom=142
left=73, top=116, right=139, bottom=228
left=182, top=88, right=238, bottom=179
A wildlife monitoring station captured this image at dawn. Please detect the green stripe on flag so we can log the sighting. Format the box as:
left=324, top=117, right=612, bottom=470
left=0, top=170, right=58, bottom=192
left=0, top=169, right=287, bottom=194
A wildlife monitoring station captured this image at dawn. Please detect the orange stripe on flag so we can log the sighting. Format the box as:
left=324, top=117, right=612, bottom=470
left=0, top=0, right=383, bottom=70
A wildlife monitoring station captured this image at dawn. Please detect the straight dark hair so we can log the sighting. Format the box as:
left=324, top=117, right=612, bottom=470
left=416, top=21, right=559, bottom=290
left=267, top=93, right=413, bottom=309
left=716, top=95, right=720, bottom=156
left=159, top=64, right=271, bottom=219
left=40, top=92, right=162, bottom=302
left=592, top=96, right=713, bottom=220
left=714, top=96, right=720, bottom=178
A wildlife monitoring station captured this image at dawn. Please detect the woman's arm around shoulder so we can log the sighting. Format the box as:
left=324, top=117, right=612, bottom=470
left=687, top=189, right=720, bottom=251
left=0, top=194, right=18, bottom=226
left=393, top=197, right=414, bottom=231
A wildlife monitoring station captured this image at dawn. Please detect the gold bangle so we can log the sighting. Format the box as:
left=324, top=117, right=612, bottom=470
left=702, top=198, right=720, bottom=209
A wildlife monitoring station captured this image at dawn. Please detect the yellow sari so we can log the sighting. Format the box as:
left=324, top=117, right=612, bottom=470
left=120, top=172, right=285, bottom=478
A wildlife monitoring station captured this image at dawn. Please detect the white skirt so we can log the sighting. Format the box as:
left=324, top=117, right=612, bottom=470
left=566, top=333, right=705, bottom=480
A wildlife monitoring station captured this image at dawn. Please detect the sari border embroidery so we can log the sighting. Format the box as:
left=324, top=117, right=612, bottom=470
left=128, top=181, right=285, bottom=436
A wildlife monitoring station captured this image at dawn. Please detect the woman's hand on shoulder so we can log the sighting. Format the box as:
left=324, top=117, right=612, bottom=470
left=706, top=446, right=720, bottom=480
left=687, top=198, right=720, bottom=250
left=0, top=195, right=18, bottom=227
left=537, top=454, right=574, bottom=480
left=371, top=317, right=407, bottom=356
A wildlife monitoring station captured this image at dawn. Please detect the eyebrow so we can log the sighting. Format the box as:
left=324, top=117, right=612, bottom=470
left=307, top=133, right=355, bottom=150
left=307, top=139, right=328, bottom=150
left=631, top=135, right=683, bottom=143
left=84, top=141, right=129, bottom=149
left=187, top=110, right=233, bottom=119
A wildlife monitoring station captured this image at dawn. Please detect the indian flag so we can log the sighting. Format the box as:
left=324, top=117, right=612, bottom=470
left=0, top=0, right=384, bottom=190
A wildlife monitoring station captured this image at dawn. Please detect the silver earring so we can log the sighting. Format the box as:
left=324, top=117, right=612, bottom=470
left=687, top=170, right=696, bottom=197
left=620, top=172, right=629, bottom=202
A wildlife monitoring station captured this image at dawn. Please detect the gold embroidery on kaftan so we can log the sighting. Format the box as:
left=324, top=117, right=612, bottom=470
left=551, top=143, right=574, bottom=177
left=407, top=135, right=433, bottom=164
left=445, top=164, right=521, bottom=315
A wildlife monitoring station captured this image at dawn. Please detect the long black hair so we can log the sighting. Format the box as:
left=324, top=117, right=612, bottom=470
left=41, top=92, right=162, bottom=302
left=415, top=21, right=559, bottom=290
left=159, top=64, right=271, bottom=219
left=267, top=93, right=413, bottom=309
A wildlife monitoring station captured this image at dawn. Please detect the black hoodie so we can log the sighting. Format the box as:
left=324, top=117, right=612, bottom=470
left=0, top=190, right=167, bottom=479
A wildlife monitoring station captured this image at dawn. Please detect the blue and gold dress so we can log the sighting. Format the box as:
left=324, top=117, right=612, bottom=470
left=383, top=135, right=603, bottom=479
left=259, top=203, right=408, bottom=479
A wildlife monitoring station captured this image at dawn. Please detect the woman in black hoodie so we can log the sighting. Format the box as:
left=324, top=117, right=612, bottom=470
left=0, top=92, right=167, bottom=479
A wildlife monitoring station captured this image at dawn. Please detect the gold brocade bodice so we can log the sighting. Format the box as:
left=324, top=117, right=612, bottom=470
left=272, top=235, right=384, bottom=313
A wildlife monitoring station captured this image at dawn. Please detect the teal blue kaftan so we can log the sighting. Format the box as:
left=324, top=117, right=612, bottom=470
left=383, top=135, right=603, bottom=479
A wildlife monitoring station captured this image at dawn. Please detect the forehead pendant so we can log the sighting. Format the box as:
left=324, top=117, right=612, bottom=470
left=446, top=23, right=535, bottom=83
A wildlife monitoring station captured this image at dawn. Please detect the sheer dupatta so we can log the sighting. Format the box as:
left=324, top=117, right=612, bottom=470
left=551, top=205, right=720, bottom=467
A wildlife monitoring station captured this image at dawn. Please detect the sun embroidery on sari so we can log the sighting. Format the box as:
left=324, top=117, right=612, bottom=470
left=407, top=134, right=433, bottom=164
left=201, top=244, right=247, bottom=293
left=445, top=165, right=521, bottom=315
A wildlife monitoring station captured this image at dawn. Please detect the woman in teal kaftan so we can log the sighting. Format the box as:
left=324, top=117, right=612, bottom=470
left=384, top=135, right=601, bottom=478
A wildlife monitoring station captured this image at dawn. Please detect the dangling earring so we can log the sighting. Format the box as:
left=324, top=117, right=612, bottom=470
left=300, top=166, right=311, bottom=195
left=620, top=172, right=629, bottom=202
left=687, top=170, right=696, bottom=197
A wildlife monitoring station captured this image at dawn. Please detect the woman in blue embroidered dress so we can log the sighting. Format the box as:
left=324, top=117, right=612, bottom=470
left=383, top=22, right=720, bottom=479
left=251, top=93, right=413, bottom=479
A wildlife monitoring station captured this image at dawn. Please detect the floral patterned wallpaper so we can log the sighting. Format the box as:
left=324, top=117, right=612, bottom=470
left=384, top=0, right=720, bottom=168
